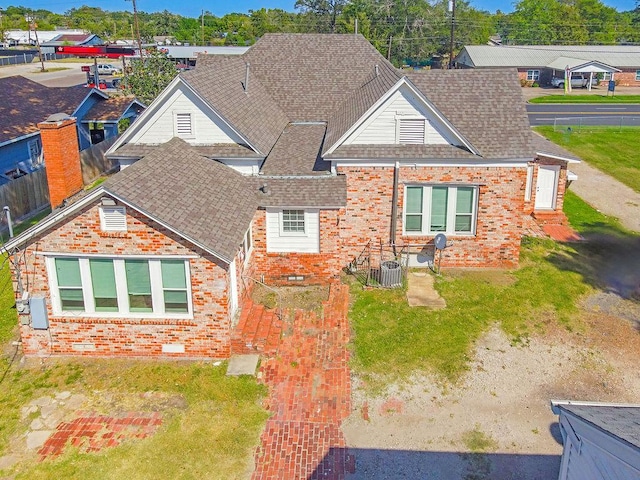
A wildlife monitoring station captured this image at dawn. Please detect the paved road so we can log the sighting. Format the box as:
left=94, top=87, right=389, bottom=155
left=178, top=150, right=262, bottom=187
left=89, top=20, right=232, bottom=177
left=527, top=103, right=640, bottom=126
left=0, top=61, right=89, bottom=87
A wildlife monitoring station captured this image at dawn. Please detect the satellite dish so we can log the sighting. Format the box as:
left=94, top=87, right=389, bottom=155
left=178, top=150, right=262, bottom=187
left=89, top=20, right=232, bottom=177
left=434, top=233, right=447, bottom=250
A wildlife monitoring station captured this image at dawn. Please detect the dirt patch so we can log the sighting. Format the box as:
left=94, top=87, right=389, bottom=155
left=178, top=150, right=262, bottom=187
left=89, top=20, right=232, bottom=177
left=344, top=314, right=640, bottom=480
left=252, top=284, right=330, bottom=313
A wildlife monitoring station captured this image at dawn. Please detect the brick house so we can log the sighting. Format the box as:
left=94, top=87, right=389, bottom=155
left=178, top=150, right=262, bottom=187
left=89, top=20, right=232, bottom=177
left=4, top=34, right=579, bottom=359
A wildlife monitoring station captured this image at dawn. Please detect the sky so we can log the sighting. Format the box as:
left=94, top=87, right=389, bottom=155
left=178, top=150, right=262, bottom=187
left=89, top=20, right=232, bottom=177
left=2, top=0, right=637, bottom=20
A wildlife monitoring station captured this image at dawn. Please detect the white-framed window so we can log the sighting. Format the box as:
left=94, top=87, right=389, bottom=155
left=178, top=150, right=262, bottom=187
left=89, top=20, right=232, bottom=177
left=281, top=209, right=306, bottom=235
left=99, top=206, right=127, bottom=232
left=27, top=138, right=42, bottom=166
left=635, top=70, right=640, bottom=81
left=48, top=257, right=192, bottom=317
left=241, top=226, right=252, bottom=264
left=404, top=185, right=478, bottom=236
left=602, top=72, right=612, bottom=81
left=174, top=112, right=194, bottom=138
left=526, top=70, right=540, bottom=81
left=397, top=118, right=426, bottom=144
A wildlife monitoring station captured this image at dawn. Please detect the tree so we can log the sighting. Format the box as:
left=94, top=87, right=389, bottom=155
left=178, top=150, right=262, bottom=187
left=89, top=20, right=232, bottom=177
left=123, top=51, right=178, bottom=105
left=295, top=0, right=349, bottom=33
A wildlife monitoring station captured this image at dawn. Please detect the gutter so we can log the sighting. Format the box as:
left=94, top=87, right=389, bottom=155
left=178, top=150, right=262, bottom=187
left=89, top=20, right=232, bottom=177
left=390, top=161, right=399, bottom=247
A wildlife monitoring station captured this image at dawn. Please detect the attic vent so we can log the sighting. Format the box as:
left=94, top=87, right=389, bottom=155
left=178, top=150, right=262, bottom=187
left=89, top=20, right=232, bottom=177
left=100, top=206, right=127, bottom=232
left=398, top=118, right=425, bottom=144
left=174, top=113, right=193, bottom=137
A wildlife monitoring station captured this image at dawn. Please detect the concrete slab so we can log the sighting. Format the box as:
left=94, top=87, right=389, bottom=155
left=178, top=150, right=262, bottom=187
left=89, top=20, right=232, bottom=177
left=26, top=430, right=52, bottom=450
left=406, top=271, right=446, bottom=309
left=226, top=354, right=260, bottom=376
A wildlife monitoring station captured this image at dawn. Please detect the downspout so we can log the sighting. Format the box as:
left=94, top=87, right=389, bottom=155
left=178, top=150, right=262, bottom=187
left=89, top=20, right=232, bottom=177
left=390, top=161, right=399, bottom=255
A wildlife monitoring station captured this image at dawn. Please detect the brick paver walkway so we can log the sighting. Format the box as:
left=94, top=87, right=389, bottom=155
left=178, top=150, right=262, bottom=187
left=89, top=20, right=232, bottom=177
left=252, top=283, right=353, bottom=479
left=38, top=412, right=162, bottom=459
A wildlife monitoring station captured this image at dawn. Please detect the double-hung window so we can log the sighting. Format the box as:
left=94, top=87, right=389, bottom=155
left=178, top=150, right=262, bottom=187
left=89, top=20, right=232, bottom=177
left=49, top=257, right=191, bottom=317
left=636, top=70, right=640, bottom=82
left=404, top=185, right=478, bottom=236
left=526, top=70, right=540, bottom=81
left=281, top=209, right=305, bottom=234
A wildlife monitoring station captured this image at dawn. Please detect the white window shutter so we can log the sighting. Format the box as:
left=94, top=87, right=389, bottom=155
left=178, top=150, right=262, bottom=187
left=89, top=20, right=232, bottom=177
left=398, top=119, right=425, bottom=144
left=100, top=207, right=127, bottom=232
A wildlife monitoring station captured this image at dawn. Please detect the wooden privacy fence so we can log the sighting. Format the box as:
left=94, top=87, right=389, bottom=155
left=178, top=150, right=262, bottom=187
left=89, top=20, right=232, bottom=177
left=80, top=136, right=119, bottom=185
left=0, top=168, right=49, bottom=227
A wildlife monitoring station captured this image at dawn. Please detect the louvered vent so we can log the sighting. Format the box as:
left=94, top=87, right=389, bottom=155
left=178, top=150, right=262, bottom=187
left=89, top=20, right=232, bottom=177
left=100, top=206, right=127, bottom=232
left=175, top=113, right=193, bottom=136
left=398, top=119, right=425, bottom=144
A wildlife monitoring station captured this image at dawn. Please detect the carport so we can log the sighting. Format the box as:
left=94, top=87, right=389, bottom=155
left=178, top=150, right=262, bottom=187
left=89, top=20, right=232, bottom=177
left=547, top=57, right=620, bottom=92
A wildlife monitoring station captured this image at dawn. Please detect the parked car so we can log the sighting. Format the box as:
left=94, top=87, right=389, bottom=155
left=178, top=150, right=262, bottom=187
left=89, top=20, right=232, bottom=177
left=550, top=75, right=590, bottom=89
left=90, top=64, right=123, bottom=76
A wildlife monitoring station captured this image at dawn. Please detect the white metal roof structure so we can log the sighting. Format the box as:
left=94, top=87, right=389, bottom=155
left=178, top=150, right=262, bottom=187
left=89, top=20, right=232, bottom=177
left=457, top=45, right=640, bottom=69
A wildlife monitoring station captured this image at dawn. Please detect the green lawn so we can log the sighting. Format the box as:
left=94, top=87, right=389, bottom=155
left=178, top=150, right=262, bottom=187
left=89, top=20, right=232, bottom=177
left=529, top=94, right=640, bottom=104
left=0, top=263, right=268, bottom=479
left=534, top=126, right=640, bottom=193
left=349, top=191, right=637, bottom=389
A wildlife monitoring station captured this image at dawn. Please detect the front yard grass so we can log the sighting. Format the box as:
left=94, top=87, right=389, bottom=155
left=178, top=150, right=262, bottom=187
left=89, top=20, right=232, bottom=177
left=349, top=191, right=637, bottom=389
left=0, top=264, right=268, bottom=479
left=534, top=126, right=640, bottom=193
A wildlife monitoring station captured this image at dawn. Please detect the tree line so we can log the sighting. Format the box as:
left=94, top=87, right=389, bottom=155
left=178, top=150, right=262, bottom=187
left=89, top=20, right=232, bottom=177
left=1, top=0, right=639, bottom=67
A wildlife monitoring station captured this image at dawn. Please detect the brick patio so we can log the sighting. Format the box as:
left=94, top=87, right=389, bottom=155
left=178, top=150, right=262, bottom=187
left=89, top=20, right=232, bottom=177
left=38, top=412, right=162, bottom=459
left=252, top=283, right=354, bottom=479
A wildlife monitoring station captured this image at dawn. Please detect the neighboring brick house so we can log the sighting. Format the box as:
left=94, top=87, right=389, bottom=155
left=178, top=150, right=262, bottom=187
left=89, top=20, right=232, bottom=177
left=4, top=34, right=579, bottom=359
left=455, top=45, right=640, bottom=87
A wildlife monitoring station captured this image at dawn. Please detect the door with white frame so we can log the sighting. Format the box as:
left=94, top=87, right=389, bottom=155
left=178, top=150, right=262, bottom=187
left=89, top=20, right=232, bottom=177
left=535, top=165, right=560, bottom=210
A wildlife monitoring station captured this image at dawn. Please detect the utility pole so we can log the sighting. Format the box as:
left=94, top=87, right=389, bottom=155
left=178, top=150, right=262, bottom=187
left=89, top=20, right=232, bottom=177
left=387, top=35, right=392, bottom=62
left=127, top=0, right=144, bottom=60
left=201, top=10, right=205, bottom=46
left=25, top=13, right=45, bottom=72
left=448, top=0, right=456, bottom=69
left=354, top=18, right=358, bottom=35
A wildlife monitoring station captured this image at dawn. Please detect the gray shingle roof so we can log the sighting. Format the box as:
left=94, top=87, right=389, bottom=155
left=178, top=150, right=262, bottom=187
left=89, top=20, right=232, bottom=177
left=104, top=138, right=259, bottom=263
left=181, top=56, right=289, bottom=155
left=459, top=45, right=640, bottom=68
left=559, top=404, right=640, bottom=451
left=84, top=96, right=143, bottom=122
left=531, top=132, right=581, bottom=162
left=326, top=144, right=478, bottom=160
left=113, top=143, right=262, bottom=159
left=260, top=123, right=331, bottom=175
left=245, top=34, right=399, bottom=122
left=407, top=69, right=534, bottom=159
left=254, top=176, right=347, bottom=207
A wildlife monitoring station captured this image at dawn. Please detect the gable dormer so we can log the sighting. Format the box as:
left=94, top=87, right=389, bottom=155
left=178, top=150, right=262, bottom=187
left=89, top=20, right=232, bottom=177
left=343, top=84, right=450, bottom=146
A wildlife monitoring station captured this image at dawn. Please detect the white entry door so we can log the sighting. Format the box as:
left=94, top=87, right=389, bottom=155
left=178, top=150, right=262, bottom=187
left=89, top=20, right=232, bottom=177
left=535, top=165, right=560, bottom=210
left=229, top=260, right=239, bottom=324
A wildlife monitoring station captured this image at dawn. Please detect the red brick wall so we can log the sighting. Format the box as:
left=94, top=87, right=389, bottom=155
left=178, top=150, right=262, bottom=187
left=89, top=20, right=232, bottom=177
left=337, top=165, right=528, bottom=268
left=529, top=158, right=569, bottom=214
left=14, top=198, right=232, bottom=359
left=38, top=117, right=84, bottom=209
left=613, top=69, right=640, bottom=86
left=249, top=209, right=342, bottom=285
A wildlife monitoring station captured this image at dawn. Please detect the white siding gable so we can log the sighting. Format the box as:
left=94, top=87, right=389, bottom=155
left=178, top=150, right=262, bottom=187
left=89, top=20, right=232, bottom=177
left=266, top=208, right=319, bottom=253
left=129, top=84, right=245, bottom=146
left=344, top=85, right=450, bottom=146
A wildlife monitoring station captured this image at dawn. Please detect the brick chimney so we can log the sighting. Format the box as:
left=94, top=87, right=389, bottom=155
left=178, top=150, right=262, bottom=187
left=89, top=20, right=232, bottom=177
left=38, top=114, right=83, bottom=209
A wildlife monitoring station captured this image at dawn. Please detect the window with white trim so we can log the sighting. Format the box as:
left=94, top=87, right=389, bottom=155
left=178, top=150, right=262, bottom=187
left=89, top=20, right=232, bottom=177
left=174, top=112, right=194, bottom=137
left=526, top=70, right=540, bottom=81
left=397, top=118, right=426, bottom=144
left=602, top=72, right=612, bottom=81
left=404, top=185, right=478, bottom=235
left=241, top=227, right=252, bottom=263
left=281, top=209, right=305, bottom=234
left=100, top=206, right=127, bottom=232
left=636, top=70, right=640, bottom=81
left=50, top=257, right=191, bottom=316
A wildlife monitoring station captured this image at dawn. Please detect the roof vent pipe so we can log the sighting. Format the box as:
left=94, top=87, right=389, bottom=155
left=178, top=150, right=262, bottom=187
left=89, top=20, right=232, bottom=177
left=244, top=62, right=250, bottom=93
left=375, top=64, right=379, bottom=77
left=260, top=183, right=270, bottom=195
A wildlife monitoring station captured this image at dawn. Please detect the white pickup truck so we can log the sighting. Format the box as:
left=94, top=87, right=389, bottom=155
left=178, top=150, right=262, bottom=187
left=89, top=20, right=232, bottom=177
left=550, top=75, right=590, bottom=89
